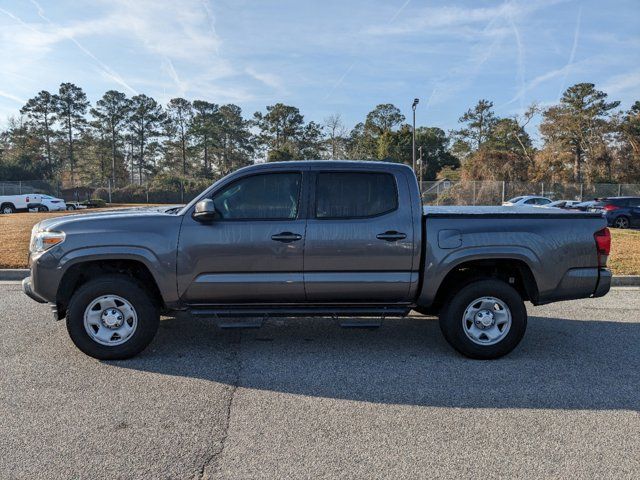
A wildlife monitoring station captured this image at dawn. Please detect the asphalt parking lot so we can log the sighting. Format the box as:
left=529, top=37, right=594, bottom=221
left=1, top=283, right=639, bottom=479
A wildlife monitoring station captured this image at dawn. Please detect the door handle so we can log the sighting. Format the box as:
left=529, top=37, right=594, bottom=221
left=376, top=231, right=407, bottom=242
left=271, top=232, right=303, bottom=243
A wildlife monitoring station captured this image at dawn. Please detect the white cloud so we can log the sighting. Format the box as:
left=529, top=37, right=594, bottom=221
left=602, top=70, right=640, bottom=96
left=0, top=0, right=259, bottom=106
left=162, top=58, right=188, bottom=98
left=556, top=5, right=582, bottom=100
left=0, top=90, right=25, bottom=104
left=245, top=67, right=283, bottom=91
left=365, top=0, right=566, bottom=36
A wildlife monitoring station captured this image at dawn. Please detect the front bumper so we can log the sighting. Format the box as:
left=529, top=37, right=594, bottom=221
left=22, top=276, right=47, bottom=303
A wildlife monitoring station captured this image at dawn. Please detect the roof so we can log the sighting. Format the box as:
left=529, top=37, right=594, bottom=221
left=239, top=160, right=413, bottom=172
left=508, top=195, right=550, bottom=199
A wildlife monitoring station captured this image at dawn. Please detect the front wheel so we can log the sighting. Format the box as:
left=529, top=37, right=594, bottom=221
left=66, top=275, right=160, bottom=360
left=439, top=279, right=527, bottom=359
left=66, top=204, right=76, bottom=210
left=37, top=205, right=49, bottom=212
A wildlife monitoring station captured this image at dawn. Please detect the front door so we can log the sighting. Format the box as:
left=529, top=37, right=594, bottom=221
left=304, top=170, right=415, bottom=303
left=178, top=171, right=306, bottom=304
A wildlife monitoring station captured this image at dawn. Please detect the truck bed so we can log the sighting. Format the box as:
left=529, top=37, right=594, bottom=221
left=418, top=205, right=609, bottom=308
left=423, top=205, right=603, bottom=219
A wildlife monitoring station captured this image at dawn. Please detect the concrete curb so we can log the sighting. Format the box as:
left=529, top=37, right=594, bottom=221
left=0, top=268, right=639, bottom=286
left=0, top=269, right=29, bottom=280
left=611, top=276, right=640, bottom=286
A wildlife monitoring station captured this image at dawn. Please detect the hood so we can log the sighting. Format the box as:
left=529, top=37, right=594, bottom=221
left=34, top=208, right=178, bottom=233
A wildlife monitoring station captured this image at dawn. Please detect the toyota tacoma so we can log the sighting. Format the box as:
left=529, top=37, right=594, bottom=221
left=23, top=161, right=612, bottom=360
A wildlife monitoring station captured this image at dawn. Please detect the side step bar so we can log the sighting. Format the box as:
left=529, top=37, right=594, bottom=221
left=189, top=306, right=411, bottom=319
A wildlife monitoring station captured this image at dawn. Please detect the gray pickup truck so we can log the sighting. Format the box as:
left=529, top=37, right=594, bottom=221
left=23, top=161, right=612, bottom=360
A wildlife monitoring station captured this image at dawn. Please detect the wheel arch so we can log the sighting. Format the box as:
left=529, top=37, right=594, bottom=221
left=56, top=258, right=166, bottom=320
left=419, top=257, right=539, bottom=315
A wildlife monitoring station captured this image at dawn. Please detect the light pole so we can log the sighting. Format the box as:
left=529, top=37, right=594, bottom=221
left=411, top=98, right=419, bottom=172
left=418, top=145, right=423, bottom=194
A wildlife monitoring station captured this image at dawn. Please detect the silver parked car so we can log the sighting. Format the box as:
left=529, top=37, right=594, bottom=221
left=543, top=200, right=582, bottom=209
left=502, top=195, right=552, bottom=207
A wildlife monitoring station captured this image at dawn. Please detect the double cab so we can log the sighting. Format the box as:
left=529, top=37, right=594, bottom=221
left=23, top=161, right=612, bottom=360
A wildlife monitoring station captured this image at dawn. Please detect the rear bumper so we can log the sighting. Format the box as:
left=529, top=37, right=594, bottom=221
left=593, top=268, right=611, bottom=298
left=22, top=276, right=47, bottom=303
left=539, top=267, right=611, bottom=304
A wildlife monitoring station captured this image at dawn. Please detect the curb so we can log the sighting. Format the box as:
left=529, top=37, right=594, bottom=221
left=0, top=269, right=29, bottom=280
left=0, top=268, right=639, bottom=286
left=611, top=276, right=640, bottom=286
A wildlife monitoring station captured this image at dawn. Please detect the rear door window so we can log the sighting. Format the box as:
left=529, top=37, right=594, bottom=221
left=315, top=172, right=398, bottom=219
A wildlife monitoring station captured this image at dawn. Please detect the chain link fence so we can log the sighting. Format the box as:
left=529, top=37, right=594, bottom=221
left=3, top=178, right=640, bottom=206
left=420, top=180, right=640, bottom=206
left=0, top=180, right=59, bottom=197
left=0, top=179, right=207, bottom=204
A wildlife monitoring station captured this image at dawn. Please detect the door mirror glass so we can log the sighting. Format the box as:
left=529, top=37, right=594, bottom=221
left=193, top=199, right=217, bottom=222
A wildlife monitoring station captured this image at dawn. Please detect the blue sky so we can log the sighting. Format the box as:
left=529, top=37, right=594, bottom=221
left=0, top=0, right=638, bottom=133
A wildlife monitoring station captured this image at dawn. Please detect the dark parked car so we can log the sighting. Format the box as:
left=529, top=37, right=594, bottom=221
left=23, top=161, right=611, bottom=360
left=589, top=197, right=640, bottom=229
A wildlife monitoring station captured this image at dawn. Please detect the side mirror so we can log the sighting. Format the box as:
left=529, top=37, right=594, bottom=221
left=193, top=199, right=217, bottom=222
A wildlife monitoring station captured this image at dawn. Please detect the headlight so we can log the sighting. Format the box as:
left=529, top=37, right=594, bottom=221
left=30, top=230, right=65, bottom=253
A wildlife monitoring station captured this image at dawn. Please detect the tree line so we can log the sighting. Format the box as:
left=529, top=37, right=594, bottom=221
left=0, top=81, right=638, bottom=194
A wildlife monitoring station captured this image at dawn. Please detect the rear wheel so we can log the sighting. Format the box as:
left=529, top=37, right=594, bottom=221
left=66, top=205, right=76, bottom=210
left=37, top=205, right=49, bottom=212
left=1, top=203, right=15, bottom=214
left=66, top=275, right=159, bottom=360
left=439, top=279, right=527, bottom=359
left=613, top=216, right=629, bottom=229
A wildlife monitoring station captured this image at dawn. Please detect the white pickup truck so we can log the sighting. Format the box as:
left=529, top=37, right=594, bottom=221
left=0, top=194, right=43, bottom=214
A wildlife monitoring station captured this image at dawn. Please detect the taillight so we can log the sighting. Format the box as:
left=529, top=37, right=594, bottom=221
left=594, top=228, right=611, bottom=267
left=603, top=204, right=619, bottom=211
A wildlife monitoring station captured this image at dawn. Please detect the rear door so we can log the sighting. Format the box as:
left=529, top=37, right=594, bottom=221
left=303, top=169, right=415, bottom=302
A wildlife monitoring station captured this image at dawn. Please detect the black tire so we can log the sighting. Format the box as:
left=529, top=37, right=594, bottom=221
left=66, top=275, right=159, bottom=360
left=439, top=279, right=527, bottom=359
left=613, top=216, right=629, bottom=229
left=1, top=203, right=15, bottom=214
left=66, top=205, right=76, bottom=210
left=37, top=205, right=49, bottom=212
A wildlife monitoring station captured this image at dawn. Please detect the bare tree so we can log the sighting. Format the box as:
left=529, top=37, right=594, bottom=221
left=323, top=113, right=347, bottom=159
left=511, top=103, right=540, bottom=163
